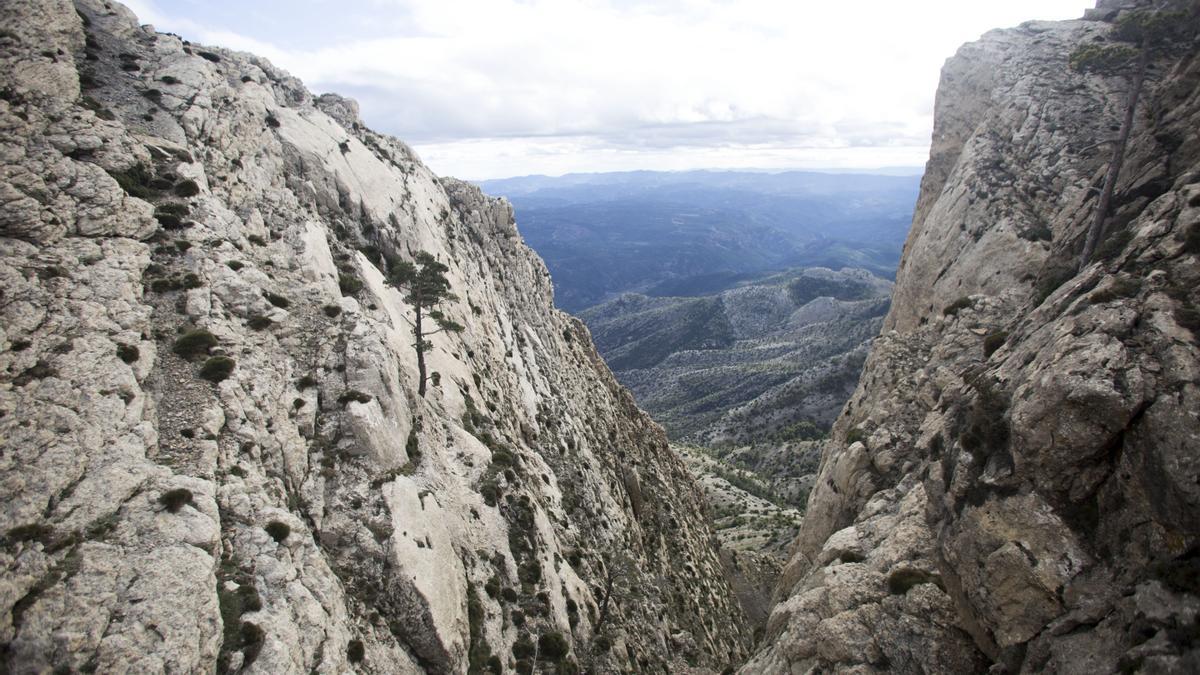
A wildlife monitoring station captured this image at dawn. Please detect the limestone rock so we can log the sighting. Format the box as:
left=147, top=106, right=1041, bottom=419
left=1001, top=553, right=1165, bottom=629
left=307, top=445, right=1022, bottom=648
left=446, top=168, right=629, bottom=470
left=0, top=2, right=751, bottom=673
left=752, top=1, right=1200, bottom=672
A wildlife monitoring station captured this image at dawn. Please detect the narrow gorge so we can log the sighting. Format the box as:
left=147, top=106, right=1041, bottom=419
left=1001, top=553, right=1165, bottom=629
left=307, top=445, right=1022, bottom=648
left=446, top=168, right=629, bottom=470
left=1, top=1, right=1198, bottom=674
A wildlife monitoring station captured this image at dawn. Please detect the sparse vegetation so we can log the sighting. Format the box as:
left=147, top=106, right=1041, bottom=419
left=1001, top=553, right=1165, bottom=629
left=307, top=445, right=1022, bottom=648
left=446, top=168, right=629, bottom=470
left=173, top=329, right=218, bottom=358
left=982, top=331, right=1008, bottom=358
left=158, top=488, right=193, bottom=513
left=264, top=520, right=290, bottom=543
left=116, top=343, right=140, bottom=363
left=387, top=251, right=465, bottom=396
left=338, top=390, right=373, bottom=406
left=200, top=356, right=236, bottom=382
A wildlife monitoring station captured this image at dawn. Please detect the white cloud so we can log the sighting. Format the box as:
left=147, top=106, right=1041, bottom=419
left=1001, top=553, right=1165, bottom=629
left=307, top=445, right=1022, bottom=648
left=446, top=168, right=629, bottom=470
left=128, top=0, right=1088, bottom=178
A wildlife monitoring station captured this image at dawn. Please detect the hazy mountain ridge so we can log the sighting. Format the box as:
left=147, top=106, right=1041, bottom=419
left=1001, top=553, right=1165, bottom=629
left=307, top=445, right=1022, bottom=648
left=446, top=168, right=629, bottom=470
left=481, top=170, right=919, bottom=311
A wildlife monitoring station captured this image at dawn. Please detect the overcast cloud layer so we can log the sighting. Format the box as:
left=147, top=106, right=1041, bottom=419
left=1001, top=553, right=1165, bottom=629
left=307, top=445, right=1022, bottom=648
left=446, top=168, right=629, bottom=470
left=125, top=0, right=1087, bottom=179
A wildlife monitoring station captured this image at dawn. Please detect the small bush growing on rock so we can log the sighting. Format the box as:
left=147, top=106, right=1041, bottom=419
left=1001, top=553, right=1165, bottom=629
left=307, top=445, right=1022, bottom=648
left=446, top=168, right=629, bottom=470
left=173, top=329, right=217, bottom=358
left=200, top=356, right=236, bottom=382
left=512, top=636, right=536, bottom=660
left=264, top=520, right=290, bottom=542
left=982, top=331, right=1008, bottom=358
left=323, top=304, right=342, bottom=318
left=845, top=428, right=867, bottom=445
left=593, top=634, right=612, bottom=653
left=347, top=639, right=365, bottom=663
left=116, top=343, right=139, bottom=363
left=538, top=632, right=570, bottom=660
left=942, top=296, right=972, bottom=316
left=1035, top=264, right=1076, bottom=306
left=246, top=315, right=272, bottom=330
left=265, top=114, right=281, bottom=128
left=182, top=273, right=203, bottom=289
left=158, top=487, right=193, bottom=513
left=501, top=587, right=519, bottom=603
left=338, top=273, right=363, bottom=295
left=108, top=164, right=158, bottom=199
left=5, top=523, right=55, bottom=544
left=247, top=234, right=266, bottom=246
left=226, top=260, right=244, bottom=271
left=298, top=375, right=318, bottom=389
left=198, top=50, right=221, bottom=63
left=263, top=291, right=290, bottom=308
left=174, top=179, right=200, bottom=197
left=338, top=390, right=372, bottom=406
left=175, top=240, right=192, bottom=253
left=160, top=75, right=179, bottom=85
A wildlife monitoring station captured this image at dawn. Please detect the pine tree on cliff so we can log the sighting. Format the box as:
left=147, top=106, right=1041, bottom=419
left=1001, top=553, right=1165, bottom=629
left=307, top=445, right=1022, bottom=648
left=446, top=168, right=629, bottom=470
left=1072, top=2, right=1197, bottom=270
left=389, top=251, right=464, bottom=396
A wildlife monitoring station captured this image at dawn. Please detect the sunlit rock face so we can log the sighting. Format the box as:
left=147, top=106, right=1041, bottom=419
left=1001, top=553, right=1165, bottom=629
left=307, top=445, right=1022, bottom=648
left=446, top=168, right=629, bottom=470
left=748, top=1, right=1200, bottom=673
left=0, top=1, right=752, bottom=672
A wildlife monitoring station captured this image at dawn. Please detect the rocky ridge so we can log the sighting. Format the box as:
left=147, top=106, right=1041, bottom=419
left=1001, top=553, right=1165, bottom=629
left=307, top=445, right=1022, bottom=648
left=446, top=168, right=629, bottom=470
left=748, top=1, right=1200, bottom=673
left=581, top=267, right=892, bottom=445
left=0, top=1, right=751, bottom=673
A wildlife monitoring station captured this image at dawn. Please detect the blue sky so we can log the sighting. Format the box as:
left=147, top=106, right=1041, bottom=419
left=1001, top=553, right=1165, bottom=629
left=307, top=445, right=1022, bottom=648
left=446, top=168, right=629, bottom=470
left=124, top=0, right=1089, bottom=179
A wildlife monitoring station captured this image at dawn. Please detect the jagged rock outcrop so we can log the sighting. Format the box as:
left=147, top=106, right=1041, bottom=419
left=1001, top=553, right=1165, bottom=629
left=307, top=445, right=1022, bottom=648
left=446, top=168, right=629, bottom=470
left=0, top=2, right=752, bottom=672
left=750, top=1, right=1200, bottom=673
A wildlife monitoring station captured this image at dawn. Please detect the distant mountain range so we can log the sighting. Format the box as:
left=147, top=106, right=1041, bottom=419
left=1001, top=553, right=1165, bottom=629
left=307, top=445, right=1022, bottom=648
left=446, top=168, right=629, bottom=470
left=478, top=170, right=920, bottom=312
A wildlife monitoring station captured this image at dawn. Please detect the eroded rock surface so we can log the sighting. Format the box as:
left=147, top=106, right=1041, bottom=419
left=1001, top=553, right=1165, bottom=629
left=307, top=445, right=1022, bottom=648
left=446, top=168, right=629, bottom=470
left=0, top=2, right=750, bottom=672
left=750, top=2, right=1200, bottom=673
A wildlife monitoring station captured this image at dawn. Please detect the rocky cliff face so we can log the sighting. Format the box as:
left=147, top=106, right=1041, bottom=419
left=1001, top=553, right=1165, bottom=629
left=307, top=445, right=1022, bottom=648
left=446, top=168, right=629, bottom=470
left=0, top=2, right=752, bottom=673
left=748, top=2, right=1200, bottom=673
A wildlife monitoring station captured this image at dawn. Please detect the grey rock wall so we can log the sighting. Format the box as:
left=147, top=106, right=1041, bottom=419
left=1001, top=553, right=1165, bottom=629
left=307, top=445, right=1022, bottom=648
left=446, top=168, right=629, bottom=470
left=0, top=2, right=750, bottom=673
left=750, top=3, right=1200, bottom=673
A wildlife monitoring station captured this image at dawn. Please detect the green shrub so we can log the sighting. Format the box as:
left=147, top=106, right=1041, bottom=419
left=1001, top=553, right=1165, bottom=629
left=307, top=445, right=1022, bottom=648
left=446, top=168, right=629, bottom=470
left=174, top=179, right=200, bottom=197
left=512, top=636, right=536, bottom=660
left=347, top=639, right=365, bottom=664
left=5, top=523, right=55, bottom=544
left=182, top=273, right=203, bottom=289
left=175, top=240, right=192, bottom=253
left=338, top=273, right=363, bottom=295
left=538, top=632, right=570, bottom=660
left=297, top=375, right=318, bottom=389
left=116, top=343, right=140, bottom=363
left=942, top=296, right=972, bottom=316
left=200, top=356, right=236, bottom=382
left=158, top=487, right=193, bottom=513
left=982, top=331, right=1008, bottom=358
left=227, top=260, right=244, bottom=271
left=338, top=390, right=372, bottom=406
left=846, top=428, right=867, bottom=445
left=173, top=329, right=218, bottom=358
left=1035, top=265, right=1075, bottom=306
left=322, top=304, right=342, bottom=318
left=160, top=75, right=179, bottom=85
left=108, top=164, right=158, bottom=199
left=265, top=114, right=280, bottom=128
left=264, top=520, right=290, bottom=542
left=247, top=234, right=266, bottom=246
left=246, top=315, right=272, bottom=330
